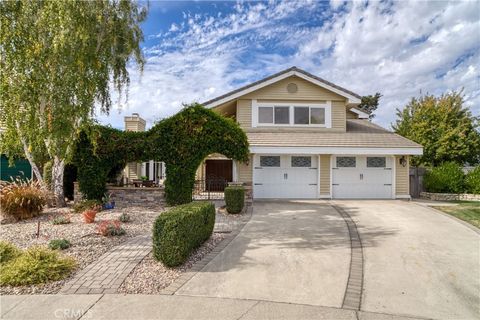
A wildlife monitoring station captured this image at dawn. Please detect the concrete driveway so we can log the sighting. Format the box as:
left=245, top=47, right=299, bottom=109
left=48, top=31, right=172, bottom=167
left=177, top=201, right=351, bottom=307
left=177, top=200, right=479, bottom=320
left=335, top=200, right=480, bottom=320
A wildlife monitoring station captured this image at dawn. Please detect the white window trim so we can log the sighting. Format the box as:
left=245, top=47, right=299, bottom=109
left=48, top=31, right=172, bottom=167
left=252, top=101, right=332, bottom=128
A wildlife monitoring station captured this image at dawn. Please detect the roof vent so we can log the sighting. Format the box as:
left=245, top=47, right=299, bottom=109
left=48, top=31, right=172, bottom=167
left=287, top=83, right=298, bottom=93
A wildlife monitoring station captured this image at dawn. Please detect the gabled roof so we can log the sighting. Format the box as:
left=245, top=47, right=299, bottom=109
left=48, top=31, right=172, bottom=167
left=202, top=66, right=362, bottom=108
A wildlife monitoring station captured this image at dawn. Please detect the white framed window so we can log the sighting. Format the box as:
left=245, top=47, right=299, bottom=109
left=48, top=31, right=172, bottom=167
left=258, top=106, right=290, bottom=124
left=367, top=157, right=386, bottom=168
left=293, top=106, right=326, bottom=125
left=258, top=107, right=273, bottom=124
left=260, top=156, right=280, bottom=167
left=291, top=156, right=311, bottom=167
left=337, top=157, right=356, bottom=168
left=253, top=101, right=331, bottom=128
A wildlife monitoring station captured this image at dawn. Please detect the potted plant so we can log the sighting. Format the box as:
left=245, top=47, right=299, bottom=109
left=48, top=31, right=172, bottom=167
left=101, top=192, right=115, bottom=210
left=83, top=209, right=97, bottom=223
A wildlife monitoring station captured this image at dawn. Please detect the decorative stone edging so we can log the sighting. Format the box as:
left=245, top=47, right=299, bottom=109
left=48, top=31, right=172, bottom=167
left=160, top=205, right=253, bottom=295
left=331, top=204, right=364, bottom=311
left=420, top=192, right=480, bottom=201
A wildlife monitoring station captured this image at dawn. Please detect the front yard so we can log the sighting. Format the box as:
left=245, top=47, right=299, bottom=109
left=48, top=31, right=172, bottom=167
left=0, top=205, right=162, bottom=294
left=432, top=201, right=480, bottom=228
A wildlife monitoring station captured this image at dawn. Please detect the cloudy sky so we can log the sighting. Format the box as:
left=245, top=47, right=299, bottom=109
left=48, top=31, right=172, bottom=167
left=97, top=0, right=480, bottom=130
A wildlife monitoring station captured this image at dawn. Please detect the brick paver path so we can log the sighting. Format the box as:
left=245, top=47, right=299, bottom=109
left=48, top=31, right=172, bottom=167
left=60, top=235, right=151, bottom=294
left=60, top=205, right=250, bottom=295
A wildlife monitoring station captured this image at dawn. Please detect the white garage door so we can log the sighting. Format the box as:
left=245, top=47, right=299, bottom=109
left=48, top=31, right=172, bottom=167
left=253, top=155, right=318, bottom=199
left=332, top=156, right=393, bottom=199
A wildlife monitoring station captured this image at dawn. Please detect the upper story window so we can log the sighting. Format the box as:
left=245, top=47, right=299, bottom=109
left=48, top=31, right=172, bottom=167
left=254, top=102, right=331, bottom=128
left=258, top=106, right=289, bottom=124
left=294, top=107, right=325, bottom=125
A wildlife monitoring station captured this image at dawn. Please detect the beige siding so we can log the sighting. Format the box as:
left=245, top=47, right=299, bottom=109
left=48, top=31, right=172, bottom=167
left=346, top=110, right=358, bottom=119
left=236, top=155, right=253, bottom=183
left=332, top=101, right=346, bottom=131
left=395, top=155, right=409, bottom=196
left=236, top=99, right=252, bottom=129
left=319, top=155, right=331, bottom=196
left=243, top=76, right=345, bottom=101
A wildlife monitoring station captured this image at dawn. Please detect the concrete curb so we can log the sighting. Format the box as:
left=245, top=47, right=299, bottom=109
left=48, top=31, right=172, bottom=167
left=331, top=204, right=364, bottom=311
left=412, top=202, right=480, bottom=235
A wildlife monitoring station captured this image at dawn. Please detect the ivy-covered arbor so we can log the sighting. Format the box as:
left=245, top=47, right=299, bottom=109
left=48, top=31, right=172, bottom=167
left=73, top=104, right=249, bottom=205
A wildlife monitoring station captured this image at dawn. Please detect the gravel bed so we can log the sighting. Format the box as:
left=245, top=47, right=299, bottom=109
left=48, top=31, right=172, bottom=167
left=118, top=233, right=226, bottom=294
left=0, top=205, right=164, bottom=295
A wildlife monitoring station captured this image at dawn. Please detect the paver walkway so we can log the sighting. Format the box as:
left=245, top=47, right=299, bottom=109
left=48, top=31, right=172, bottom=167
left=60, top=235, right=151, bottom=294
left=60, top=206, right=250, bottom=295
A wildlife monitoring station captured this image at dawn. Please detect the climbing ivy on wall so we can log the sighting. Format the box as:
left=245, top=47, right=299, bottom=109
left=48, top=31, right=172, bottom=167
left=73, top=104, right=249, bottom=205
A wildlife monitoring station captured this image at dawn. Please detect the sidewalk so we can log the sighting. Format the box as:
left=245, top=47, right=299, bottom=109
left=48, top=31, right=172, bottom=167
left=0, top=294, right=420, bottom=320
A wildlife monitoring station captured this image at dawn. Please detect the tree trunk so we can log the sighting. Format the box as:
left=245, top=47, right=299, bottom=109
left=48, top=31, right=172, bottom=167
left=15, top=121, right=45, bottom=187
left=52, top=156, right=66, bottom=207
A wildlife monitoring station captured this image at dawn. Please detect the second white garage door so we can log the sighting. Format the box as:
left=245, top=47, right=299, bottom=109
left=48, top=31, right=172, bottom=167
left=253, top=155, right=318, bottom=199
left=332, top=156, right=393, bottom=199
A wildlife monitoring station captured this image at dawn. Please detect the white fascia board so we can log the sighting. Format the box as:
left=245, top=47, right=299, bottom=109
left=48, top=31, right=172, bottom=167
left=250, top=146, right=423, bottom=155
left=204, top=70, right=361, bottom=108
left=349, top=108, right=369, bottom=119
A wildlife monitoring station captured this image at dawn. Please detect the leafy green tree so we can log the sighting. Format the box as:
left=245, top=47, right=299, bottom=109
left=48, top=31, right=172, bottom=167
left=359, top=93, right=382, bottom=119
left=393, top=91, right=480, bottom=166
left=0, top=0, right=147, bottom=206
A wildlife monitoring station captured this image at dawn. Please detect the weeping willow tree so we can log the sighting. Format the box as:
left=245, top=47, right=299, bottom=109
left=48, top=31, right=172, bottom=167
left=0, top=0, right=147, bottom=206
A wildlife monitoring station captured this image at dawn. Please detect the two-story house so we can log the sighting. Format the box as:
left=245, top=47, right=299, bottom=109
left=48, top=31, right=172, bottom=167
left=199, top=66, right=423, bottom=200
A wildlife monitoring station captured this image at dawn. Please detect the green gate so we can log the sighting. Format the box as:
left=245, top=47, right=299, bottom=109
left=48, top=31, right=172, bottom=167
left=0, top=155, right=32, bottom=181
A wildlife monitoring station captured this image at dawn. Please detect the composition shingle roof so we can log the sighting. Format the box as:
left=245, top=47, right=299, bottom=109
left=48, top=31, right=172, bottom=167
left=202, top=66, right=362, bottom=107
left=246, top=120, right=422, bottom=148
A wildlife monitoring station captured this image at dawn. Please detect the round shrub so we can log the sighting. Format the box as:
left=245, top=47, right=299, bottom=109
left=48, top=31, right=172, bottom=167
left=225, top=186, right=245, bottom=214
left=0, top=179, right=47, bottom=220
left=423, top=162, right=465, bottom=193
left=51, top=215, right=71, bottom=225
left=153, top=201, right=215, bottom=267
left=118, top=212, right=131, bottom=223
left=48, top=239, right=71, bottom=250
left=97, top=220, right=126, bottom=236
left=0, top=246, right=76, bottom=286
left=465, top=166, right=480, bottom=194
left=0, top=241, right=21, bottom=264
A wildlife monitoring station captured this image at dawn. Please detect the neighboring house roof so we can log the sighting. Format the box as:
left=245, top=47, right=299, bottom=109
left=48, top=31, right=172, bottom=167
left=247, top=120, right=422, bottom=149
left=202, top=66, right=362, bottom=108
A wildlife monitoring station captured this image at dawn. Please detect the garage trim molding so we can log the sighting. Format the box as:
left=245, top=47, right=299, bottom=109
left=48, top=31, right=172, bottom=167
left=250, top=146, right=423, bottom=155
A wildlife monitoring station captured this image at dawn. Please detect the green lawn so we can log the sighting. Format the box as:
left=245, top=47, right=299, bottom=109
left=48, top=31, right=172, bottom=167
left=433, top=201, right=480, bottom=228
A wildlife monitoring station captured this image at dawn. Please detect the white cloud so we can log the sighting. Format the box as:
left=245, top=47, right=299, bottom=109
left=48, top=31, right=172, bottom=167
left=98, top=0, right=479, bottom=130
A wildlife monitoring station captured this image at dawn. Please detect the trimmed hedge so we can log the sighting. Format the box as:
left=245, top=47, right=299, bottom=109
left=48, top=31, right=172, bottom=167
left=153, top=201, right=215, bottom=267
left=424, top=162, right=465, bottom=193
left=465, top=166, right=480, bottom=194
left=225, top=186, right=245, bottom=214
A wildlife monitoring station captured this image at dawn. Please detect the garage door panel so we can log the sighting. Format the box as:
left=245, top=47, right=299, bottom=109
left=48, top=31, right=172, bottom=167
left=253, top=155, right=318, bottom=199
left=332, top=156, right=393, bottom=199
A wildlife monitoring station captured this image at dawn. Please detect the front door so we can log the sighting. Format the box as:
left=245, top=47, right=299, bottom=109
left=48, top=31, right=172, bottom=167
left=205, top=159, right=232, bottom=191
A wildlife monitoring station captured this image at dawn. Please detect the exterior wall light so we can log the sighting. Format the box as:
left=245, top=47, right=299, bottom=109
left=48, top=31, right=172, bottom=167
left=399, top=156, right=407, bottom=167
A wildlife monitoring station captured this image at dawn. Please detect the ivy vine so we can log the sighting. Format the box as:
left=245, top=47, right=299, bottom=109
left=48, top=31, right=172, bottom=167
left=73, top=104, right=250, bottom=205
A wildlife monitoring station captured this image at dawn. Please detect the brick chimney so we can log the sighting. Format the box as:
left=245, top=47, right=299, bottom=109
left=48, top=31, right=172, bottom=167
left=123, top=113, right=146, bottom=183
left=124, top=113, right=146, bottom=132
